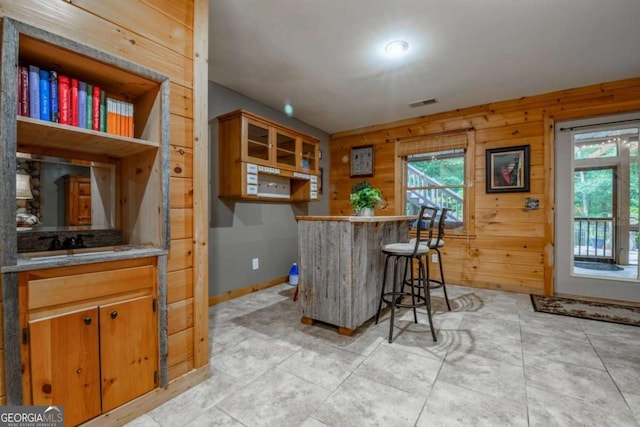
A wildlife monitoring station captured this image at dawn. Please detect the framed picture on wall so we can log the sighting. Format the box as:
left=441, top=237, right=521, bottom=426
left=485, top=145, right=530, bottom=193
left=350, top=145, right=374, bottom=177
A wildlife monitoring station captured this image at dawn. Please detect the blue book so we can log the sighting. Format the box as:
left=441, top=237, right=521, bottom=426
left=86, top=83, right=93, bottom=130
left=78, top=81, right=87, bottom=128
left=28, top=65, right=39, bottom=119
left=39, top=69, right=50, bottom=121
left=50, top=70, right=59, bottom=122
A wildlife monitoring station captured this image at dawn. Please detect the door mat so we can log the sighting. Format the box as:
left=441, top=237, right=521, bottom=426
left=574, top=261, right=624, bottom=271
left=531, top=295, right=640, bottom=327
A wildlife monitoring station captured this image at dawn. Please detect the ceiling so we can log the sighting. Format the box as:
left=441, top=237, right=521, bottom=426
left=209, top=0, right=640, bottom=134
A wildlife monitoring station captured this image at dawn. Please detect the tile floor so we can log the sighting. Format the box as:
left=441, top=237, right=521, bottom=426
left=127, top=283, right=640, bottom=426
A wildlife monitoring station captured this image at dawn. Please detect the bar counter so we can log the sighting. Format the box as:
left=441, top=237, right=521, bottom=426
left=296, top=215, right=413, bottom=335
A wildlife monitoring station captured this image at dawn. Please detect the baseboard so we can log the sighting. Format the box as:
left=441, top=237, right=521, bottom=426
left=208, top=275, right=288, bottom=306
left=81, top=365, right=211, bottom=426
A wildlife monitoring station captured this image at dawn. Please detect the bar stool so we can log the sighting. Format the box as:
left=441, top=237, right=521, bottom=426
left=427, top=208, right=451, bottom=311
left=375, top=206, right=438, bottom=343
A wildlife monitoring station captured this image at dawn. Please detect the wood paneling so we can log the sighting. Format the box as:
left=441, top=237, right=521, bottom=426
left=167, top=238, right=194, bottom=273
left=167, top=298, right=194, bottom=335
left=167, top=268, right=194, bottom=304
left=168, top=328, right=193, bottom=368
left=171, top=145, right=194, bottom=178
left=171, top=114, right=193, bottom=149
left=330, top=77, right=640, bottom=296
left=170, top=177, right=194, bottom=209
left=170, top=208, right=193, bottom=239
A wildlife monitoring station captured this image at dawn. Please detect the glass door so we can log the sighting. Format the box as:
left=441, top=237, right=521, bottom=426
left=274, top=129, right=296, bottom=170
left=245, top=119, right=271, bottom=164
left=555, top=114, right=640, bottom=302
left=299, top=138, right=317, bottom=173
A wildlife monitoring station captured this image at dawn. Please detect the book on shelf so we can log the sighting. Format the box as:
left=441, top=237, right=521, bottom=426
left=19, top=66, right=29, bottom=117
left=38, top=69, right=50, bottom=121
left=99, top=89, right=107, bottom=132
left=86, top=83, right=93, bottom=130
left=78, top=81, right=87, bottom=128
left=70, top=78, right=79, bottom=127
left=58, top=74, right=70, bottom=125
left=28, top=65, right=39, bottom=119
left=92, top=85, right=101, bottom=131
left=50, top=70, right=59, bottom=122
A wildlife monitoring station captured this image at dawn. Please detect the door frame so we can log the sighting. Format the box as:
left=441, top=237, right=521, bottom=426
left=554, top=112, right=640, bottom=303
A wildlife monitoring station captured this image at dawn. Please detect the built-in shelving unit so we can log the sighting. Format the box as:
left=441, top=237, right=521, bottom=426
left=0, top=17, right=170, bottom=416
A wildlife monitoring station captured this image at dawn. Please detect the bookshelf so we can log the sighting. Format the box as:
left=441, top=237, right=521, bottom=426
left=0, top=17, right=171, bottom=414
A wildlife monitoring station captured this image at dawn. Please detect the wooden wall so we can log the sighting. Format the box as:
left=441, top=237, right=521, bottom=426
left=0, top=0, right=209, bottom=414
left=330, top=78, right=640, bottom=296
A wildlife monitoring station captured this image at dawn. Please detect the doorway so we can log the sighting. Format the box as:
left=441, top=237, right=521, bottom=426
left=555, top=113, right=640, bottom=303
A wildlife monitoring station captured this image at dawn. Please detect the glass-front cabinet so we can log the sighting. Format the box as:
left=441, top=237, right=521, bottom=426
left=275, top=129, right=297, bottom=169
left=246, top=118, right=271, bottom=163
left=300, top=138, right=319, bottom=174
left=217, top=109, right=320, bottom=201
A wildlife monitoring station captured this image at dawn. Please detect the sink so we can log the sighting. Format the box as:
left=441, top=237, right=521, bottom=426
left=72, top=250, right=115, bottom=257
left=27, top=254, right=70, bottom=261
left=20, top=246, right=120, bottom=261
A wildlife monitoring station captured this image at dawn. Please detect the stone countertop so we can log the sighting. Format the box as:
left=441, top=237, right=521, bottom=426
left=295, top=215, right=415, bottom=222
left=1, top=246, right=167, bottom=273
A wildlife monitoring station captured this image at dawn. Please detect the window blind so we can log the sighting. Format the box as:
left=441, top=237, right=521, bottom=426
left=397, top=132, right=468, bottom=157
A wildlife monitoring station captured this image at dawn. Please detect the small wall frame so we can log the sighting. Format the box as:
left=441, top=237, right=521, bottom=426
left=485, top=145, right=530, bottom=193
left=350, top=145, right=374, bottom=177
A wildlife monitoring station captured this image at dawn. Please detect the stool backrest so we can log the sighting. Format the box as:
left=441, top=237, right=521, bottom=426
left=413, top=206, right=438, bottom=253
left=436, top=208, right=450, bottom=240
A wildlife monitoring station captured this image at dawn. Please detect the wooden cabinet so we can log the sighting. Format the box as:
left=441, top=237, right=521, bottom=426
left=29, top=307, right=102, bottom=426
left=217, top=109, right=320, bottom=201
left=20, top=258, right=158, bottom=426
left=64, top=174, right=92, bottom=226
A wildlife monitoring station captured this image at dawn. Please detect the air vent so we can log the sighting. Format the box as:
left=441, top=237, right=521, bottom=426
left=409, top=98, right=438, bottom=108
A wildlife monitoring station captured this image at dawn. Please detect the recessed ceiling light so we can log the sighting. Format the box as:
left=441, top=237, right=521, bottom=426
left=385, top=40, right=409, bottom=56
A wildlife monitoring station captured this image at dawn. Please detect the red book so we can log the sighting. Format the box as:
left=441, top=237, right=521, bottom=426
left=19, top=66, right=29, bottom=116
left=92, top=85, right=101, bottom=131
left=58, top=75, right=70, bottom=124
left=70, top=78, right=79, bottom=126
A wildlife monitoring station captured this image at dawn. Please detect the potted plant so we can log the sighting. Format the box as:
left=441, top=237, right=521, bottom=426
left=350, top=181, right=384, bottom=216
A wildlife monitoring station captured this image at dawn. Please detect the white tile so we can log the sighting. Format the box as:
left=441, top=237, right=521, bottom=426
left=313, top=374, right=426, bottom=427
left=217, top=369, right=329, bottom=427
left=527, top=385, right=637, bottom=426
left=418, top=381, right=527, bottom=426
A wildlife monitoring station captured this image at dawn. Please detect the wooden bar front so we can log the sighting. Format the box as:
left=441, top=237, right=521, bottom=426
left=296, top=216, right=412, bottom=334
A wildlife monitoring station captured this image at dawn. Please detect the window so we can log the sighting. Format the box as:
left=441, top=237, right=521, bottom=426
left=398, top=132, right=470, bottom=230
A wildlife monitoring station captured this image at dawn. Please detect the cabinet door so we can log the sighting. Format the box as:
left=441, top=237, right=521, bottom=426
left=299, top=138, right=319, bottom=174
left=100, top=296, right=157, bottom=412
left=244, top=118, right=272, bottom=164
left=274, top=128, right=297, bottom=170
left=29, top=307, right=101, bottom=427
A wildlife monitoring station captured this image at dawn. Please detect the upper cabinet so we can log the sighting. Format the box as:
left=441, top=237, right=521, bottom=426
left=0, top=17, right=170, bottom=264
left=217, top=110, right=320, bottom=201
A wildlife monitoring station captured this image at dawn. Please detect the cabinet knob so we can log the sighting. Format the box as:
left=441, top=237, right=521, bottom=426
left=110, top=311, right=118, bottom=319
left=83, top=317, right=92, bottom=325
left=42, top=383, right=52, bottom=394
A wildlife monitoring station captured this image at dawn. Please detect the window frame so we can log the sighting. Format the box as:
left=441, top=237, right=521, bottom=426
left=397, top=130, right=475, bottom=237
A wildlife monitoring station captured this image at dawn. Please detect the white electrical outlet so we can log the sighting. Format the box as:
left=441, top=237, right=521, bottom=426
left=431, top=253, right=438, bottom=263
left=252, top=258, right=259, bottom=270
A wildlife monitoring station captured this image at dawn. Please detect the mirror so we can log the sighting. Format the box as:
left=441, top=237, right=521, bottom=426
left=16, top=152, right=116, bottom=230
